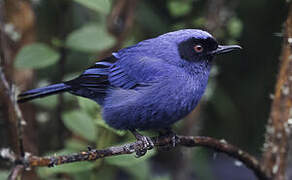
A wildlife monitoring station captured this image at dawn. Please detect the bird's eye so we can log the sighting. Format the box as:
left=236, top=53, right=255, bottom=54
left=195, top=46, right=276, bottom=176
left=194, top=45, right=204, bottom=53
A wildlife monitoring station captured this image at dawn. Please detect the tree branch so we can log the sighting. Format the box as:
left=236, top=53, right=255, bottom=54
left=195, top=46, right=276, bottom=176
left=1, top=135, right=271, bottom=180
left=0, top=68, right=26, bottom=157
left=7, top=165, right=24, bottom=180
left=262, top=2, right=292, bottom=180
left=0, top=1, right=26, bottom=158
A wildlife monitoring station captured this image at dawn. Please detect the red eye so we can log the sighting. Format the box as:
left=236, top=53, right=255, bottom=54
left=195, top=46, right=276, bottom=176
left=194, top=45, right=203, bottom=53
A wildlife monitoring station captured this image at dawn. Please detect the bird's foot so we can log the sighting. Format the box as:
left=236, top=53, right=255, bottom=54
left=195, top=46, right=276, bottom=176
left=131, top=130, right=154, bottom=158
left=158, top=128, right=178, bottom=149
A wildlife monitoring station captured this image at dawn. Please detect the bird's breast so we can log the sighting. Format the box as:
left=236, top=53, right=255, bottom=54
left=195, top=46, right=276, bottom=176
left=102, top=72, right=210, bottom=130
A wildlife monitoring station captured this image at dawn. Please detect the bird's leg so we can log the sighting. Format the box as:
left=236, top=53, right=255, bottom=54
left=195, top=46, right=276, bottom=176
left=130, top=129, right=154, bottom=157
left=158, top=127, right=178, bottom=147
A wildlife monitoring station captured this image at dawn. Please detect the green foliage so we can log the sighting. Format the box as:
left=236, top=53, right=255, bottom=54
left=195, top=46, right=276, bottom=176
left=72, top=0, right=112, bottom=15
left=105, top=149, right=156, bottom=167
left=32, top=82, right=74, bottom=109
left=0, top=170, right=9, bottom=180
left=95, top=119, right=126, bottom=136
left=227, top=17, right=243, bottom=38
left=167, top=1, right=192, bottom=17
left=191, top=148, right=214, bottom=180
left=192, top=17, right=206, bottom=28
left=92, top=167, right=116, bottom=180
left=136, top=3, right=168, bottom=34
left=62, top=111, right=97, bottom=142
left=106, top=150, right=156, bottom=180
left=123, top=161, right=151, bottom=180
left=210, top=85, right=240, bottom=121
left=152, top=175, right=171, bottom=180
left=65, top=24, right=115, bottom=53
left=33, top=95, right=58, bottom=109
left=77, top=97, right=126, bottom=136
left=15, top=43, right=60, bottom=69
left=65, top=138, right=88, bottom=150
left=71, top=172, right=92, bottom=180
left=38, top=161, right=95, bottom=178
left=78, top=97, right=100, bottom=117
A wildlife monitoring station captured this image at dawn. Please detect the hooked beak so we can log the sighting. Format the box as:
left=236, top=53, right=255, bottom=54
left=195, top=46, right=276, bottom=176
left=211, top=45, right=242, bottom=55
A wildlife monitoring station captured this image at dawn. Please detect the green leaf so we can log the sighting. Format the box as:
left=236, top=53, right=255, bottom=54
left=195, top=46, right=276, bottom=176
left=77, top=97, right=126, bottom=136
left=167, top=1, right=191, bottom=17
left=105, top=149, right=156, bottom=167
left=227, top=17, right=243, bottom=38
left=73, top=0, right=112, bottom=15
left=78, top=97, right=100, bottom=117
left=124, top=161, right=150, bottom=180
left=152, top=175, right=171, bottom=180
left=72, top=172, right=92, bottom=180
left=95, top=119, right=126, bottom=136
left=192, top=17, right=206, bottom=27
left=33, top=95, right=58, bottom=109
left=37, top=161, right=95, bottom=177
left=0, top=170, right=9, bottom=180
left=93, top=166, right=116, bottom=180
left=15, top=43, right=60, bottom=69
left=62, top=111, right=97, bottom=142
left=65, top=138, right=87, bottom=150
left=30, top=80, right=57, bottom=109
left=66, top=24, right=115, bottom=53
left=191, top=148, right=214, bottom=180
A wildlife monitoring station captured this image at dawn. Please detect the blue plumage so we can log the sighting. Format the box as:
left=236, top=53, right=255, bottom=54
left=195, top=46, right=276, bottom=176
left=18, top=29, right=241, bottom=131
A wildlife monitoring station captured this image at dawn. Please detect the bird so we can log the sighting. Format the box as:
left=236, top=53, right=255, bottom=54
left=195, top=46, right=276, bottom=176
left=18, top=29, right=241, bottom=156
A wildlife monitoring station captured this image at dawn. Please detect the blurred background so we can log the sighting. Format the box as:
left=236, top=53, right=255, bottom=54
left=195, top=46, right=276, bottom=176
left=0, top=0, right=288, bottom=179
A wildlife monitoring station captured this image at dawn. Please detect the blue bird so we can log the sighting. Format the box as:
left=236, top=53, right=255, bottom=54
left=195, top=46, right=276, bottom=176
left=18, top=29, right=241, bottom=156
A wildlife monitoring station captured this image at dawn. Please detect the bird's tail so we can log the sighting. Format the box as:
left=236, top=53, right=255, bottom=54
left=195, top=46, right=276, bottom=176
left=18, top=83, right=71, bottom=103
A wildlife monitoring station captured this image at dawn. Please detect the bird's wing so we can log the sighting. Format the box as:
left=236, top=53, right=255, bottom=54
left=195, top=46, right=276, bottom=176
left=108, top=64, right=139, bottom=89
left=66, top=53, right=173, bottom=94
left=109, top=53, right=173, bottom=87
left=65, top=55, right=140, bottom=93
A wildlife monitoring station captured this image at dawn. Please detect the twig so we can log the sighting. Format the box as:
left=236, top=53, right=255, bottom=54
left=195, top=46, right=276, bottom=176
left=0, top=148, right=24, bottom=180
left=0, top=135, right=271, bottom=180
left=0, top=66, right=26, bottom=159
left=8, top=165, right=24, bottom=180
left=7, top=165, right=24, bottom=180
left=0, top=1, right=26, bottom=158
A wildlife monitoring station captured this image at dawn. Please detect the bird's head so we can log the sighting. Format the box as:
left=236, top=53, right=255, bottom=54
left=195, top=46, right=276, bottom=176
left=174, top=29, right=241, bottom=60
left=141, top=29, right=241, bottom=71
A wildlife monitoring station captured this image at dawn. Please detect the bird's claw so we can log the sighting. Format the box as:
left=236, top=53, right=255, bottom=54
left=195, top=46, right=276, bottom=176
left=141, top=135, right=154, bottom=150
left=158, top=128, right=178, bottom=149
left=131, top=130, right=154, bottom=158
left=169, top=132, right=178, bottom=147
left=135, top=136, right=154, bottom=157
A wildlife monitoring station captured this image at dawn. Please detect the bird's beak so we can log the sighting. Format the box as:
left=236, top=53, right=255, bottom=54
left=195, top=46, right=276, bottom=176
left=211, top=45, right=242, bottom=55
